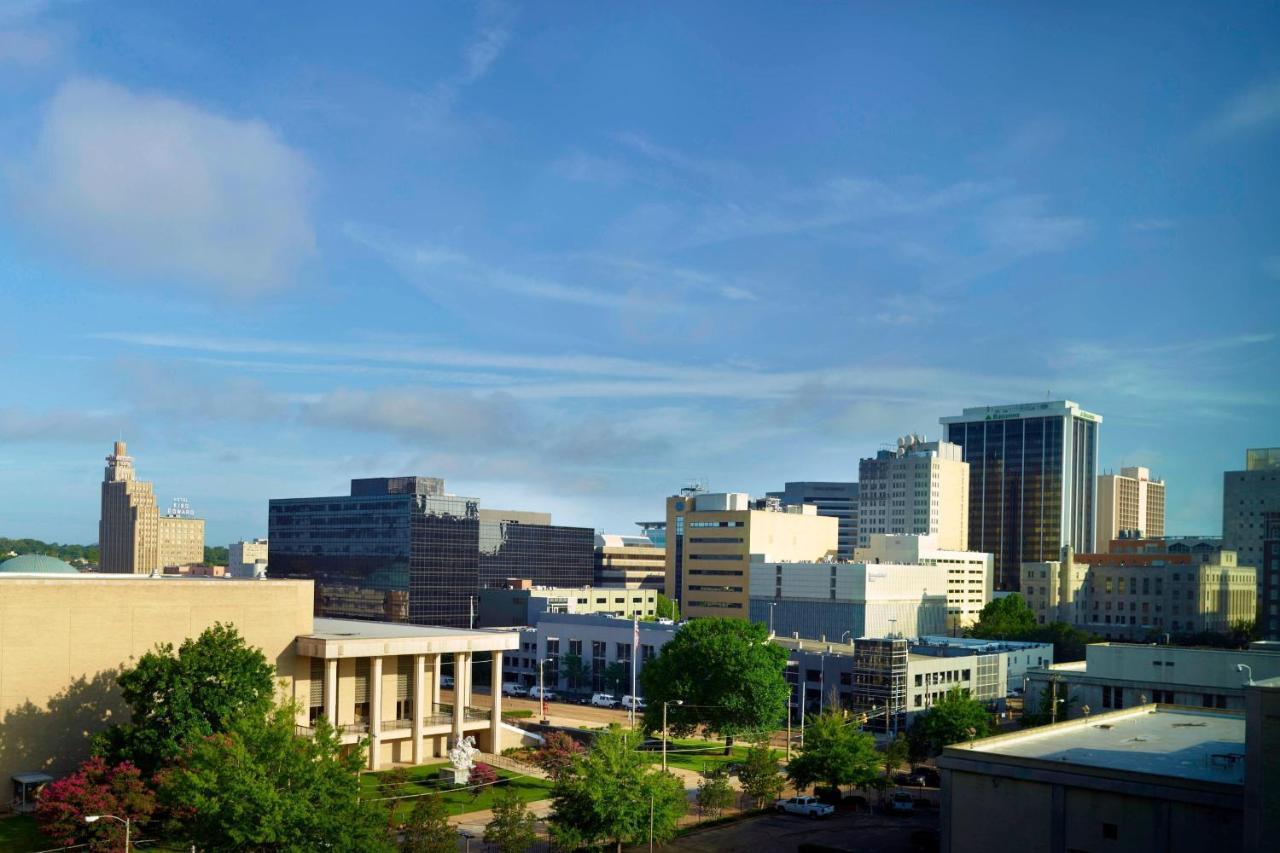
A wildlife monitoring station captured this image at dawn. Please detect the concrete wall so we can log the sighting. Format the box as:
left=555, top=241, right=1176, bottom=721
left=0, top=576, right=313, bottom=788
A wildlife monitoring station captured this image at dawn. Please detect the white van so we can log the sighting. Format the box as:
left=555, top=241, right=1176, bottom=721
left=590, top=693, right=619, bottom=708
left=528, top=686, right=557, bottom=701
left=501, top=682, right=529, bottom=697
left=621, top=695, right=646, bottom=711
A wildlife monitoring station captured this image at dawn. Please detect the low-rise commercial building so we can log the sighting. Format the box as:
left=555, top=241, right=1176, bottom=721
left=0, top=573, right=525, bottom=790
left=766, top=481, right=859, bottom=559
left=747, top=559, right=948, bottom=641
left=913, top=635, right=1053, bottom=687
left=939, top=704, right=1253, bottom=853
left=229, top=538, right=269, bottom=578
left=1022, top=542, right=1256, bottom=639
left=664, top=491, right=838, bottom=619
left=506, top=613, right=678, bottom=697
left=855, top=534, right=992, bottom=630
left=477, top=580, right=657, bottom=627
left=1022, top=642, right=1280, bottom=719
left=593, top=533, right=666, bottom=590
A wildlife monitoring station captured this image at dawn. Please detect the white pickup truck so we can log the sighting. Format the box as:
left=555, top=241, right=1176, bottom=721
left=774, top=796, right=835, bottom=818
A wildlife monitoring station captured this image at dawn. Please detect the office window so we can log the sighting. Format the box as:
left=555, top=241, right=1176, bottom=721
left=309, top=658, right=325, bottom=723
left=1102, top=685, right=1112, bottom=708
left=395, top=654, right=414, bottom=721
left=354, top=658, right=370, bottom=725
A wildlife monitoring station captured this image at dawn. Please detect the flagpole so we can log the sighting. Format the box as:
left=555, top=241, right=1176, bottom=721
left=631, top=615, right=639, bottom=727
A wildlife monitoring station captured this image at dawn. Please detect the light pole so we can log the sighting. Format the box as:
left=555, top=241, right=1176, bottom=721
left=85, top=814, right=130, bottom=852
left=840, top=630, right=852, bottom=644
left=538, top=658, right=550, bottom=724
left=662, top=699, right=683, bottom=772
left=888, top=618, right=898, bottom=638
left=769, top=602, right=777, bottom=637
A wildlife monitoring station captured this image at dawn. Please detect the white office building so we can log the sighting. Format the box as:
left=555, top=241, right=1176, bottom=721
left=858, top=435, right=969, bottom=551
left=855, top=534, right=993, bottom=630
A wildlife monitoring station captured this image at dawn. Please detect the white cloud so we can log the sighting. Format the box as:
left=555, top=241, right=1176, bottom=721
left=977, top=195, right=1086, bottom=256
left=1205, top=77, right=1280, bottom=139
left=9, top=77, right=315, bottom=294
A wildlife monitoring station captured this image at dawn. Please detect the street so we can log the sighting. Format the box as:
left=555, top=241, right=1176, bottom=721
left=636, top=807, right=939, bottom=853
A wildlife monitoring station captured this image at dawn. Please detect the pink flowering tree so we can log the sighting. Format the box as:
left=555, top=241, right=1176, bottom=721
left=468, top=762, right=499, bottom=796
left=35, top=756, right=156, bottom=851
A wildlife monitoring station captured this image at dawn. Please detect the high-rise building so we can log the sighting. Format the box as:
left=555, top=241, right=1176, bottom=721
left=857, top=436, right=968, bottom=551
left=1223, top=448, right=1280, bottom=583
left=593, top=533, right=666, bottom=590
left=940, top=401, right=1102, bottom=592
left=663, top=491, right=838, bottom=619
left=767, top=481, right=859, bottom=558
left=1096, top=466, right=1165, bottom=549
left=1261, top=512, right=1280, bottom=640
left=99, top=441, right=204, bottom=574
left=269, top=477, right=594, bottom=628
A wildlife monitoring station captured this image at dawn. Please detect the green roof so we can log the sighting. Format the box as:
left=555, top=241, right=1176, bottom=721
left=0, top=554, right=79, bottom=574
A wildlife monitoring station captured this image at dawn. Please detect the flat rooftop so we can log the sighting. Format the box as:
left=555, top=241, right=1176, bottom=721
left=303, top=618, right=513, bottom=641
left=969, top=706, right=1245, bottom=785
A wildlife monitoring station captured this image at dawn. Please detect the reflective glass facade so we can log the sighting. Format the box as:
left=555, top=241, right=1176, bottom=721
left=941, top=402, right=1100, bottom=591
left=270, top=479, right=593, bottom=628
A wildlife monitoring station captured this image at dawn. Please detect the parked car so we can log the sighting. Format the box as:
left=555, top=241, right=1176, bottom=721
left=440, top=675, right=454, bottom=688
left=912, top=766, right=941, bottom=787
left=590, top=692, right=619, bottom=708
left=528, top=686, right=557, bottom=701
left=621, top=695, right=646, bottom=711
left=890, top=792, right=915, bottom=813
left=775, top=796, right=835, bottom=818
left=501, top=682, right=528, bottom=697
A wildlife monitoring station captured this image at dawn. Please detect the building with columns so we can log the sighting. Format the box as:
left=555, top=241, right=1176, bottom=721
left=0, top=572, right=526, bottom=789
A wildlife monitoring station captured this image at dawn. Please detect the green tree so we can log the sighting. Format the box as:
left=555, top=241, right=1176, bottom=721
left=204, top=545, right=230, bottom=565
left=696, top=767, right=734, bottom=819
left=785, top=710, right=881, bottom=793
left=378, top=767, right=412, bottom=829
left=968, top=594, right=1037, bottom=640
left=736, top=740, right=785, bottom=808
left=602, top=661, right=628, bottom=695
left=1020, top=683, right=1079, bottom=727
left=484, top=787, right=539, bottom=853
left=158, top=702, right=392, bottom=852
left=640, top=619, right=789, bottom=752
left=95, top=623, right=276, bottom=773
left=882, top=733, right=909, bottom=780
left=400, top=795, right=455, bottom=853
left=908, top=688, right=993, bottom=761
left=559, top=653, right=590, bottom=691
left=1025, top=621, right=1099, bottom=663
left=548, top=726, right=686, bottom=853
left=655, top=594, right=680, bottom=621
left=531, top=731, right=585, bottom=780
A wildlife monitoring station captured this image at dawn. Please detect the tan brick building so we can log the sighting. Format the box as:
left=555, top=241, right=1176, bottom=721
left=98, top=441, right=205, bottom=574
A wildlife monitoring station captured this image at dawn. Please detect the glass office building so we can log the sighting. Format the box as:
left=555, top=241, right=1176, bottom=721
left=270, top=477, right=594, bottom=628
left=940, top=401, right=1100, bottom=591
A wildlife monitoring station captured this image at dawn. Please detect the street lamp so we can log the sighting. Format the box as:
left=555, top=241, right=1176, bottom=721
left=840, top=630, right=852, bottom=644
left=662, top=699, right=683, bottom=772
left=769, top=602, right=777, bottom=637
left=1237, top=663, right=1254, bottom=686
left=85, top=814, right=130, bottom=852
left=538, top=657, right=551, bottom=724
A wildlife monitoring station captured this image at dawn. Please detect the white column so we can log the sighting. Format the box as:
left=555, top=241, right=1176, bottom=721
left=432, top=653, right=442, bottom=710
left=369, top=656, right=383, bottom=771
left=490, top=651, right=503, bottom=751
left=412, top=654, right=425, bottom=765
left=451, top=652, right=467, bottom=743
left=324, top=658, right=338, bottom=726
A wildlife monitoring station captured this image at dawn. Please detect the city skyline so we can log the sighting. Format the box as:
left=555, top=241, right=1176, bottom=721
left=2, top=2, right=1278, bottom=544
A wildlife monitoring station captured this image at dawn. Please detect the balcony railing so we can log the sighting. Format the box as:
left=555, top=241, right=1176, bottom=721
left=464, top=706, right=489, bottom=722
left=383, top=718, right=414, bottom=732
left=422, top=712, right=452, bottom=727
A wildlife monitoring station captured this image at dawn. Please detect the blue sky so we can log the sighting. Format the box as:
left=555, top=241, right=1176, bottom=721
left=1, top=1, right=1277, bottom=546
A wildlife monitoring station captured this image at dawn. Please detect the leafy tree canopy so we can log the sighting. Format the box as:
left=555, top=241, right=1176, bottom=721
left=655, top=594, right=680, bottom=621
left=968, top=594, right=1038, bottom=639
left=786, top=710, right=881, bottom=792
left=907, top=687, right=993, bottom=761
left=548, top=727, right=686, bottom=853
left=158, top=702, right=392, bottom=852
left=639, top=618, right=789, bottom=746
left=484, top=787, right=539, bottom=853
left=400, top=795, right=455, bottom=853
left=531, top=731, right=585, bottom=781
left=35, top=757, right=155, bottom=852
left=737, top=740, right=785, bottom=808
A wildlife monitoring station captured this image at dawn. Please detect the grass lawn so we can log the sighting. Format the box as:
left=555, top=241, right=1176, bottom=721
left=644, top=739, right=752, bottom=775
left=362, top=761, right=554, bottom=819
left=0, top=815, right=46, bottom=853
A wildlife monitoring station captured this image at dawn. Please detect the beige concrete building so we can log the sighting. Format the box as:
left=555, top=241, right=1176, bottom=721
left=593, top=533, right=666, bottom=590
left=229, top=538, right=269, bottom=578
left=857, top=435, right=969, bottom=551
left=855, top=534, right=993, bottom=630
left=1022, top=543, right=1256, bottom=639
left=98, top=441, right=204, bottom=574
left=1097, top=466, right=1165, bottom=549
left=0, top=574, right=524, bottom=792
left=938, top=704, right=1255, bottom=853
left=98, top=441, right=160, bottom=574
left=477, top=581, right=657, bottom=627
left=158, top=515, right=205, bottom=568
left=665, top=491, right=837, bottom=619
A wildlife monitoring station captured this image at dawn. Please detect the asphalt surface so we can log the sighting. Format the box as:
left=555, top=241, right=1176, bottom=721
left=639, top=807, right=939, bottom=853
left=443, top=687, right=639, bottom=728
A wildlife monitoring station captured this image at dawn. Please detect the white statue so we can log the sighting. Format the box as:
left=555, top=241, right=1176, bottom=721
left=448, top=735, right=479, bottom=773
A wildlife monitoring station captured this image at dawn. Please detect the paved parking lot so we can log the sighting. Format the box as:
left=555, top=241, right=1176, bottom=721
left=641, top=807, right=939, bottom=853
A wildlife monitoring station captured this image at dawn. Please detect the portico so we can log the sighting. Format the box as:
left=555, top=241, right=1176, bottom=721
left=293, top=618, right=520, bottom=770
